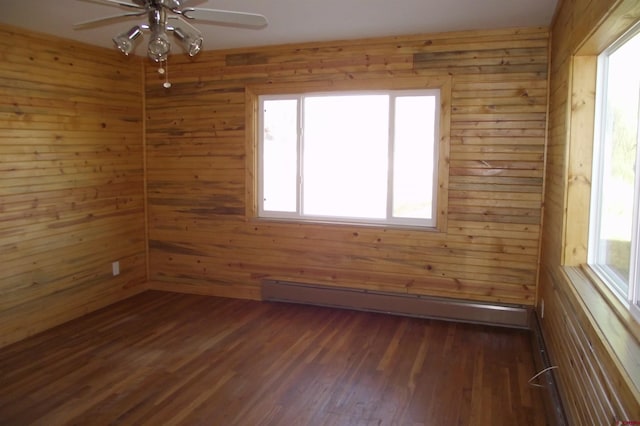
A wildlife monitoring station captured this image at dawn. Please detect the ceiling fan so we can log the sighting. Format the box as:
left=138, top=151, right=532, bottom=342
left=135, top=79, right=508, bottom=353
left=74, top=0, right=268, bottom=63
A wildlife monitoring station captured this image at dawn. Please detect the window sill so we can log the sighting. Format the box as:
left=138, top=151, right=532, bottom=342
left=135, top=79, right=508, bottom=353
left=561, top=265, right=640, bottom=392
left=250, top=216, right=444, bottom=234
left=580, top=265, right=640, bottom=330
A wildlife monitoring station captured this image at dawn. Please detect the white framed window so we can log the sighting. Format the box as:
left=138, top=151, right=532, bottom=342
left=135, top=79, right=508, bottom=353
left=589, top=22, right=640, bottom=321
left=258, top=89, right=440, bottom=228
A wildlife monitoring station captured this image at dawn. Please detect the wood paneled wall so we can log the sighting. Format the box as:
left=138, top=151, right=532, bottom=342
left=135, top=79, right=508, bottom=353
left=0, top=25, right=147, bottom=348
left=540, top=0, right=640, bottom=422
left=145, top=27, right=548, bottom=306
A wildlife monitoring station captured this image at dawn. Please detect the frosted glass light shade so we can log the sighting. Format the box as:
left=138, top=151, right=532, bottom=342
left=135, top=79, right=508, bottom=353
left=112, top=26, right=142, bottom=56
left=173, top=26, right=203, bottom=56
left=148, top=32, right=170, bottom=62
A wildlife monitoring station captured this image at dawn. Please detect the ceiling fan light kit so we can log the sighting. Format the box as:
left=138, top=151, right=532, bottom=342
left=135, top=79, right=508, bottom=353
left=75, top=0, right=267, bottom=85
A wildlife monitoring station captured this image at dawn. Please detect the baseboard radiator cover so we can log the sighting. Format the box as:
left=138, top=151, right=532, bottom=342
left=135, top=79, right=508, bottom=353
left=529, top=312, right=568, bottom=426
left=262, top=280, right=531, bottom=329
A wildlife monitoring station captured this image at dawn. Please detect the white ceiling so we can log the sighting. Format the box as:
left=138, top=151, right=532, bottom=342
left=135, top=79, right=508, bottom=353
left=0, top=0, right=557, bottom=54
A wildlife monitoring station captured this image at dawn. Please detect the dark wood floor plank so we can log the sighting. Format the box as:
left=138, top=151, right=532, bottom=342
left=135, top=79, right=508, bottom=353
left=0, top=291, right=548, bottom=425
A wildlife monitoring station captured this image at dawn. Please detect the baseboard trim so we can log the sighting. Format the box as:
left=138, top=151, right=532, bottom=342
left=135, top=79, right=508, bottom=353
left=148, top=280, right=261, bottom=300
left=262, top=280, right=531, bottom=329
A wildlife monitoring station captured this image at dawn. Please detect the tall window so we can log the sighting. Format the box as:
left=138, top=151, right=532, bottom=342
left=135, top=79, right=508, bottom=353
left=589, top=24, right=640, bottom=320
left=258, top=90, right=440, bottom=227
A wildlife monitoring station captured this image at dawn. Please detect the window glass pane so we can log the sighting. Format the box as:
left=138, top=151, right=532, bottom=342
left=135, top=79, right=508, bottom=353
left=393, top=95, right=436, bottom=219
left=302, top=95, right=389, bottom=218
left=258, top=88, right=441, bottom=227
left=593, top=31, right=640, bottom=293
left=262, top=99, right=298, bottom=212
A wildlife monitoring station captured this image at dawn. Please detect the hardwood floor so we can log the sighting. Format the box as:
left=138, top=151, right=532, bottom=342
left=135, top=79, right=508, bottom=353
left=0, top=291, right=548, bottom=425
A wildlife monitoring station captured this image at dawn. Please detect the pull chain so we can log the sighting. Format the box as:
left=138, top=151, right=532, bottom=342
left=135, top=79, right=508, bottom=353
left=158, top=57, right=171, bottom=89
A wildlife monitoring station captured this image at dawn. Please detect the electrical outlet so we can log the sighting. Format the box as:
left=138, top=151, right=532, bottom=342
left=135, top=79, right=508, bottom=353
left=540, top=298, right=545, bottom=319
left=112, top=261, right=120, bottom=276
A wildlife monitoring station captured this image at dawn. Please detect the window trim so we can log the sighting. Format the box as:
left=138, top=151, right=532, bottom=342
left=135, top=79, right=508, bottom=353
left=564, top=21, right=640, bottom=325
left=587, top=22, right=640, bottom=322
left=257, top=89, right=441, bottom=228
left=558, top=0, right=640, bottom=407
left=245, top=76, right=452, bottom=232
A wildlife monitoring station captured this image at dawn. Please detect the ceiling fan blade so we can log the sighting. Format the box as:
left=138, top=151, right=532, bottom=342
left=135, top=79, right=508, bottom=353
left=73, top=11, right=147, bottom=28
left=77, top=0, right=145, bottom=10
left=181, top=7, right=268, bottom=28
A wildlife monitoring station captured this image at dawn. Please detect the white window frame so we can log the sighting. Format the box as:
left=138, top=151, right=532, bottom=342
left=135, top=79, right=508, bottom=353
left=257, top=89, right=441, bottom=228
left=588, top=22, right=640, bottom=323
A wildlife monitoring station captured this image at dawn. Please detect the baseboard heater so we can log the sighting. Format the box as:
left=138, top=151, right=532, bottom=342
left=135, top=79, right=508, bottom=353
left=262, top=280, right=531, bottom=329
left=529, top=313, right=568, bottom=426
